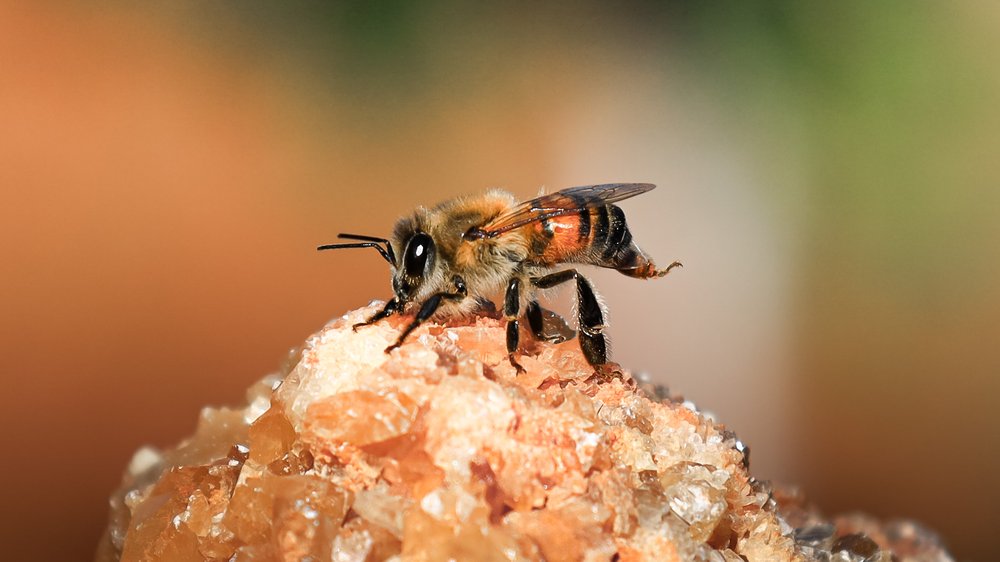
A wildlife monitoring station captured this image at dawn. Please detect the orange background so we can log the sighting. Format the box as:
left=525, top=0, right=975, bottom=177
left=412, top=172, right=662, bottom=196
left=2, top=2, right=998, bottom=560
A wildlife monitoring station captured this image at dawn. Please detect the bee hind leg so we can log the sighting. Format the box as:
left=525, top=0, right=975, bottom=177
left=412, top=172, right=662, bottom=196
left=531, top=269, right=607, bottom=368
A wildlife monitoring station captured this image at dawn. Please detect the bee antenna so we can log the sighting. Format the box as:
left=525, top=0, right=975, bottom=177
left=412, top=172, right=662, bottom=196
left=317, top=242, right=393, bottom=265
left=337, top=233, right=389, bottom=243
left=337, top=233, right=395, bottom=264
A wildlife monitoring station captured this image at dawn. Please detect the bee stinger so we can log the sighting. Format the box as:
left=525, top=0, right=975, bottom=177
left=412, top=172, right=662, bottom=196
left=318, top=183, right=681, bottom=372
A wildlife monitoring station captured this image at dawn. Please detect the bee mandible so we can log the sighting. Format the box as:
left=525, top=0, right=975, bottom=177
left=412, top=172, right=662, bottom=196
left=318, top=183, right=681, bottom=371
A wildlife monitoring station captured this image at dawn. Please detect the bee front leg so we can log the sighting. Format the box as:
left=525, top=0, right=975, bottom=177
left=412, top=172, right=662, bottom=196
left=385, top=276, right=467, bottom=353
left=352, top=298, right=399, bottom=331
left=504, top=277, right=526, bottom=374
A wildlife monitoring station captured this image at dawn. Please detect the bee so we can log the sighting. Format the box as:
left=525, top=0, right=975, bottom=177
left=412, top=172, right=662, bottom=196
left=318, top=183, right=681, bottom=371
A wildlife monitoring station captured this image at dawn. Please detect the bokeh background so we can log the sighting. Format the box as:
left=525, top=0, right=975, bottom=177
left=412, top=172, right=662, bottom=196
left=2, top=1, right=998, bottom=560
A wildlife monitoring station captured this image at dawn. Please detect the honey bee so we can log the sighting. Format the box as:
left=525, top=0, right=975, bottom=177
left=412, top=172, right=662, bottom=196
left=318, top=183, right=681, bottom=371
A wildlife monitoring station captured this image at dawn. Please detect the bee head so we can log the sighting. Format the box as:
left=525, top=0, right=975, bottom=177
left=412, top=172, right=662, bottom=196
left=393, top=231, right=436, bottom=302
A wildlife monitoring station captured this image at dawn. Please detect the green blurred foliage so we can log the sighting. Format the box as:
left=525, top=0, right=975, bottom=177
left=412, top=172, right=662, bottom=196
left=676, top=2, right=1000, bottom=302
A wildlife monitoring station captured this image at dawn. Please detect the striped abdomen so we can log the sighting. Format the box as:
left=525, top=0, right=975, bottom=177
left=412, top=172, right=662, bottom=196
left=526, top=204, right=657, bottom=276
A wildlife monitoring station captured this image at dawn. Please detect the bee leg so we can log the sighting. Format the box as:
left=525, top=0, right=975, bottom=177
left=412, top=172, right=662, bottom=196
left=531, top=269, right=607, bottom=368
left=352, top=298, right=399, bottom=331
left=526, top=300, right=574, bottom=343
left=384, top=294, right=445, bottom=353
left=525, top=300, right=546, bottom=339
left=504, top=277, right=526, bottom=374
left=575, top=276, right=608, bottom=368
left=385, top=277, right=467, bottom=353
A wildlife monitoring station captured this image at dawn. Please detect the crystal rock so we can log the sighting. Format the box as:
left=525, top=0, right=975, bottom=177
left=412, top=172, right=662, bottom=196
left=96, top=303, right=954, bottom=562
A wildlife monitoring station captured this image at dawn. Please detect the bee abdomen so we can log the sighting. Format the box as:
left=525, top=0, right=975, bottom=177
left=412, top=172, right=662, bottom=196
left=599, top=205, right=631, bottom=259
left=590, top=204, right=642, bottom=268
left=528, top=203, right=644, bottom=269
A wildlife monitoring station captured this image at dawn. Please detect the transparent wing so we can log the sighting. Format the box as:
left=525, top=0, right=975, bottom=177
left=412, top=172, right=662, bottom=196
left=475, top=183, right=655, bottom=237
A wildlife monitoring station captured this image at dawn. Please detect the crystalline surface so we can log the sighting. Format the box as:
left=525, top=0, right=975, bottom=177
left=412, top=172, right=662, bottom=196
left=96, top=303, right=954, bottom=562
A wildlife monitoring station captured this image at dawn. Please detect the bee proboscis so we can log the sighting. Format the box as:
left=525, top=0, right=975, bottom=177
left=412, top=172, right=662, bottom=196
left=318, top=183, right=681, bottom=371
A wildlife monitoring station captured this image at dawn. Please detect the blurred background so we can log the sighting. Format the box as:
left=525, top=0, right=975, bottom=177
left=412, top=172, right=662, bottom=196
left=1, top=1, right=997, bottom=560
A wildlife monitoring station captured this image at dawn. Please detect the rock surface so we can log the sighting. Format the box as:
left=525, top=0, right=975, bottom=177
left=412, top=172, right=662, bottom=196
left=96, top=304, right=953, bottom=561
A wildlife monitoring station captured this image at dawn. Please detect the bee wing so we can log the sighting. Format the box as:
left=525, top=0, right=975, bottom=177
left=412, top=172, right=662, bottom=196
left=476, top=183, right=656, bottom=237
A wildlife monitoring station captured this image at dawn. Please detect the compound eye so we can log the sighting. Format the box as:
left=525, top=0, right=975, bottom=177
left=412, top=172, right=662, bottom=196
left=403, top=233, right=434, bottom=278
